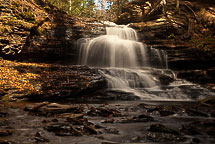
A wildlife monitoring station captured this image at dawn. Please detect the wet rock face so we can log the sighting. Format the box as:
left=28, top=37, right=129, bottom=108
left=27, top=65, right=107, bottom=100
left=116, top=0, right=164, bottom=24
left=117, top=4, right=143, bottom=24
left=1, top=62, right=106, bottom=102
left=177, top=68, right=215, bottom=87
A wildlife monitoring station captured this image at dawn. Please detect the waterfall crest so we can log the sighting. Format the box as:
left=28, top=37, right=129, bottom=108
left=79, top=26, right=153, bottom=68
left=106, top=26, right=138, bottom=41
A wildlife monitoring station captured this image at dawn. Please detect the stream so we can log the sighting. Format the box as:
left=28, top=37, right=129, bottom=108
left=1, top=23, right=215, bottom=144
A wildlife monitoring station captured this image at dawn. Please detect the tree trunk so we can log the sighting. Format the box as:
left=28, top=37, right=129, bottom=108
left=69, top=0, right=72, bottom=12
left=176, top=0, right=180, bottom=10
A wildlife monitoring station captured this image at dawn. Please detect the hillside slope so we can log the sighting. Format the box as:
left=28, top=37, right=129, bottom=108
left=0, top=0, right=100, bottom=63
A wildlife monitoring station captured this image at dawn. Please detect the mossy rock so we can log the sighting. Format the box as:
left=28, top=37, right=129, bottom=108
left=20, top=11, right=36, bottom=22
left=117, top=12, right=131, bottom=24
left=11, top=1, right=36, bottom=23
left=117, top=4, right=143, bottom=24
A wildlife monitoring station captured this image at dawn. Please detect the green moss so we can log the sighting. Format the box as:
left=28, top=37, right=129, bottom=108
left=17, top=21, right=32, bottom=30
left=4, top=19, right=33, bottom=30
left=19, top=11, right=36, bottom=22
left=11, top=1, right=36, bottom=22
left=191, top=34, right=215, bottom=57
left=35, top=27, right=44, bottom=36
left=168, top=33, right=175, bottom=39
left=0, top=96, right=10, bottom=102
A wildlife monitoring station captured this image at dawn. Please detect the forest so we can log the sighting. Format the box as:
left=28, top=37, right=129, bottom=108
left=0, top=0, right=215, bottom=143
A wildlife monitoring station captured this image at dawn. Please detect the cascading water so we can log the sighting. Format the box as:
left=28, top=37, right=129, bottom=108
left=78, top=24, right=214, bottom=100
left=79, top=26, right=148, bottom=68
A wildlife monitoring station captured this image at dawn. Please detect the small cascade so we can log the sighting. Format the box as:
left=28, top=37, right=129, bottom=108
left=100, top=68, right=156, bottom=89
left=150, top=47, right=168, bottom=69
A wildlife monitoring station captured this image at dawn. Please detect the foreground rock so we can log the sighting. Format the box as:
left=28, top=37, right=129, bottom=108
left=1, top=98, right=215, bottom=143
left=32, top=65, right=106, bottom=100
left=0, top=59, right=106, bottom=101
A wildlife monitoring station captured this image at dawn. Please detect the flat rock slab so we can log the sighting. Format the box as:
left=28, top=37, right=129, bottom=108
left=0, top=60, right=106, bottom=101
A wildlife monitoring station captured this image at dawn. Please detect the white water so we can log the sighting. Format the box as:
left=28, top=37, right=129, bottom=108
left=79, top=35, right=147, bottom=67
left=106, top=26, right=138, bottom=41
left=79, top=26, right=151, bottom=68
left=78, top=25, right=213, bottom=100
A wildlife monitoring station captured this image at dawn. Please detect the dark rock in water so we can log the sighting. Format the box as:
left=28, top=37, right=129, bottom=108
left=24, top=102, right=50, bottom=112
left=185, top=108, right=209, bottom=117
left=101, top=118, right=115, bottom=124
left=46, top=123, right=83, bottom=136
left=159, top=110, right=175, bottom=116
left=147, top=107, right=160, bottom=113
left=183, top=120, right=215, bottom=138
left=58, top=113, right=84, bottom=120
left=207, top=129, right=215, bottom=136
left=34, top=132, right=49, bottom=143
left=0, top=129, right=12, bottom=136
left=0, top=119, right=9, bottom=127
left=146, top=105, right=177, bottom=116
left=25, top=102, right=83, bottom=116
left=101, top=142, right=119, bottom=144
left=0, top=112, right=8, bottom=118
left=148, top=124, right=180, bottom=135
left=134, top=114, right=154, bottom=122
left=0, top=140, right=13, bottom=144
left=192, top=138, right=201, bottom=143
left=118, top=114, right=154, bottom=123
left=87, top=107, right=121, bottom=117
left=105, top=128, right=119, bottom=135
left=147, top=132, right=186, bottom=142
left=181, top=125, right=201, bottom=135
left=211, top=110, right=215, bottom=117
left=158, top=75, right=174, bottom=85
left=46, top=121, right=99, bottom=136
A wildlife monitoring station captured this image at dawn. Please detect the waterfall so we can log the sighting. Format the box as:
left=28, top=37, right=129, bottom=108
left=150, top=47, right=168, bottom=69
left=106, top=26, right=138, bottom=41
left=77, top=24, right=215, bottom=100
left=79, top=26, right=152, bottom=68
left=78, top=25, right=170, bottom=99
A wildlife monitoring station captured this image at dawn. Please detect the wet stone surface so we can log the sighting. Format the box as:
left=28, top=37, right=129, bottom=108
left=0, top=99, right=215, bottom=143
